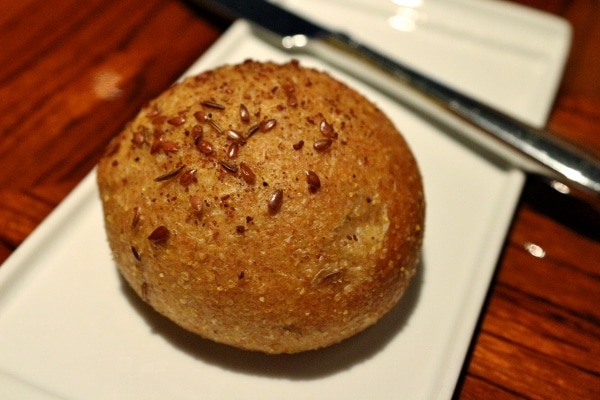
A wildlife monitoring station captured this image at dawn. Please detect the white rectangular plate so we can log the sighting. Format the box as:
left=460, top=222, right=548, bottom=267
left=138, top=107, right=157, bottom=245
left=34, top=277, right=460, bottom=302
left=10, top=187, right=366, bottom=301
left=0, top=1, right=570, bottom=399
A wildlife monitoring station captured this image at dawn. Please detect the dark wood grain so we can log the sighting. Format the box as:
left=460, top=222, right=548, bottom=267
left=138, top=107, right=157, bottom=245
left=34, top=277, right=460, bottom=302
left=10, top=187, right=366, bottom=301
left=0, top=0, right=221, bottom=252
left=0, top=0, right=598, bottom=398
left=458, top=2, right=600, bottom=398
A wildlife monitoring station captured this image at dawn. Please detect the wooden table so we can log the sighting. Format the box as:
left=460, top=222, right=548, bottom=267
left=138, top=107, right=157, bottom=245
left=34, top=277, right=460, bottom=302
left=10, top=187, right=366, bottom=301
left=1, top=0, right=598, bottom=398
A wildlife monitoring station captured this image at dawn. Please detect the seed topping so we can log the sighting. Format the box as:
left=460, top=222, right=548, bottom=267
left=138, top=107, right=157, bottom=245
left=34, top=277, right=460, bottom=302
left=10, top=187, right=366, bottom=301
left=268, top=189, right=283, bottom=214
left=167, top=114, right=186, bottom=126
left=239, top=162, right=256, bottom=184
left=305, top=170, right=321, bottom=193
left=293, top=140, right=304, bottom=150
left=320, top=119, right=336, bottom=138
left=283, top=82, right=296, bottom=93
left=152, top=115, right=167, bottom=125
left=201, top=101, right=225, bottom=110
left=240, top=104, right=250, bottom=122
left=148, top=226, right=170, bottom=244
left=191, top=125, right=203, bottom=141
left=190, top=195, right=203, bottom=216
left=131, top=246, right=141, bottom=261
left=219, top=161, right=238, bottom=174
left=160, top=141, right=179, bottom=153
left=131, top=207, right=140, bottom=229
left=226, top=129, right=244, bottom=142
left=246, top=123, right=260, bottom=138
left=150, top=136, right=163, bottom=154
left=260, top=119, right=277, bottom=132
left=197, top=139, right=214, bottom=154
left=132, top=128, right=147, bottom=147
left=146, top=107, right=159, bottom=117
left=227, top=142, right=240, bottom=159
left=154, top=165, right=186, bottom=182
left=179, top=168, right=197, bottom=186
left=207, top=119, right=223, bottom=134
left=287, top=95, right=298, bottom=107
left=194, top=111, right=207, bottom=122
left=314, top=138, right=333, bottom=151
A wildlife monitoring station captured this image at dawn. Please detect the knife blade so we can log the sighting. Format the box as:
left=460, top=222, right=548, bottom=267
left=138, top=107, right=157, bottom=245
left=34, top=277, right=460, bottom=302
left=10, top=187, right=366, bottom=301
left=187, top=0, right=600, bottom=206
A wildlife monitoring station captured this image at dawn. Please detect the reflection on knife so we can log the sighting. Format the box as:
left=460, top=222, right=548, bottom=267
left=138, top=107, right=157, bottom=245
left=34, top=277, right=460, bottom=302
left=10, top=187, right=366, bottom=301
left=187, top=0, right=600, bottom=206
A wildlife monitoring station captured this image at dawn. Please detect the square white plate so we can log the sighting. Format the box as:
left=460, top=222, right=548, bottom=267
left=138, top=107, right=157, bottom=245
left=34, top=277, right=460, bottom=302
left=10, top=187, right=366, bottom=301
left=0, top=1, right=571, bottom=399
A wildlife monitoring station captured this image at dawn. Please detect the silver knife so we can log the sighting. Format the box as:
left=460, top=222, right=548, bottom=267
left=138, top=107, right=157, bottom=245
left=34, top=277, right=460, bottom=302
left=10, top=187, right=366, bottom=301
left=188, top=0, right=600, bottom=206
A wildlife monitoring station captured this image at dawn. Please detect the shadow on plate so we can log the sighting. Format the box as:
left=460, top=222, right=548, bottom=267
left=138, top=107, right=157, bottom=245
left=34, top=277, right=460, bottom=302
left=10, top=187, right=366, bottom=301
left=119, top=256, right=424, bottom=381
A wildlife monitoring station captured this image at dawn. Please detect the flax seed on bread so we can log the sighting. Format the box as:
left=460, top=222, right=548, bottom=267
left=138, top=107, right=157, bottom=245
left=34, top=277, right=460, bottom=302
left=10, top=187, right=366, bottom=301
left=97, top=60, right=425, bottom=354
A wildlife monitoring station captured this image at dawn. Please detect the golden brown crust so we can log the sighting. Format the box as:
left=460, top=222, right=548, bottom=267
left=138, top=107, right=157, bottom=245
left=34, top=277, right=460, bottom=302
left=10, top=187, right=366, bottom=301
left=97, top=60, right=425, bottom=353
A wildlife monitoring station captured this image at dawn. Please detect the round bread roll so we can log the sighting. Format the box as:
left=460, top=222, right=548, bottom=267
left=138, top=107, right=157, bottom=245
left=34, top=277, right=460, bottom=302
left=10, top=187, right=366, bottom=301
left=97, top=60, right=425, bottom=354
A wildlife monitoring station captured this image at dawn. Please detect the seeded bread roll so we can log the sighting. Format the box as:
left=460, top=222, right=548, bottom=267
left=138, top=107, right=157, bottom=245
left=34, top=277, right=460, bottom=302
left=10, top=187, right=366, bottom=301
left=97, top=60, right=425, bottom=354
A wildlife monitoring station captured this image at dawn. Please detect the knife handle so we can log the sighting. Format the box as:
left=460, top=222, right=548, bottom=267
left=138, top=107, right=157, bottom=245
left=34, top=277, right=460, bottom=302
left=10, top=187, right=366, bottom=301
left=301, top=32, right=600, bottom=203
